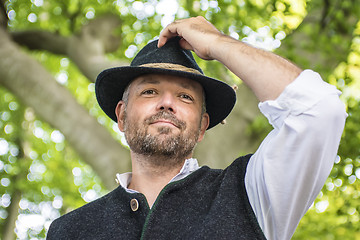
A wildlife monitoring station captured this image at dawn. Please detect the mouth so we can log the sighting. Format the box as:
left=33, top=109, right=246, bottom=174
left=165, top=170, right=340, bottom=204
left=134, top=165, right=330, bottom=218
left=146, top=111, right=186, bottom=130
left=151, top=119, right=179, bottom=128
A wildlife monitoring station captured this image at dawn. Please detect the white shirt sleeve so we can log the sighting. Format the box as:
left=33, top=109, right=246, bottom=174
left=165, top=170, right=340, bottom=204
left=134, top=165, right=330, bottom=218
left=244, top=70, right=347, bottom=240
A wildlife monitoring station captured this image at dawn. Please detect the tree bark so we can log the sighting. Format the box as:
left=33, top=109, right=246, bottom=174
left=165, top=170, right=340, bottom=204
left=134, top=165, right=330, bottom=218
left=10, top=15, right=128, bottom=82
left=194, top=83, right=263, bottom=168
left=277, top=0, right=358, bottom=79
left=0, top=28, right=130, bottom=189
left=2, top=190, right=21, bottom=240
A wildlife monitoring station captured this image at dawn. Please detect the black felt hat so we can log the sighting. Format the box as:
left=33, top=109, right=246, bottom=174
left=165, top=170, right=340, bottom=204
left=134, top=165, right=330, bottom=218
left=95, top=37, right=236, bottom=129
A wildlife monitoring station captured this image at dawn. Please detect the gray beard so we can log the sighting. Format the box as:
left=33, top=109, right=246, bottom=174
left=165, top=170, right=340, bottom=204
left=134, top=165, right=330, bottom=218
left=123, top=111, right=200, bottom=167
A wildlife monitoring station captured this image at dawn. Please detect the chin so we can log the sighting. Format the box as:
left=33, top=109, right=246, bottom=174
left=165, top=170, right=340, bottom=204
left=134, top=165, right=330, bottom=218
left=153, top=126, right=178, bottom=135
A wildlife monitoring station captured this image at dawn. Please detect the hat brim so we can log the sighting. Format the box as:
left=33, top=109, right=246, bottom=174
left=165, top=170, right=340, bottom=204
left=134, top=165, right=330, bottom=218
left=95, top=66, right=236, bottom=130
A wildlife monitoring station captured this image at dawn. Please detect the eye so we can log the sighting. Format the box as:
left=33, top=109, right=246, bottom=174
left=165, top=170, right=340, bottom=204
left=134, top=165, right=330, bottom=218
left=179, top=93, right=194, bottom=102
left=141, top=89, right=157, bottom=95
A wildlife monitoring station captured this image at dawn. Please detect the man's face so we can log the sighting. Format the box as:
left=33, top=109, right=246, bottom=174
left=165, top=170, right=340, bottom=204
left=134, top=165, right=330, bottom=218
left=115, top=74, right=209, bottom=164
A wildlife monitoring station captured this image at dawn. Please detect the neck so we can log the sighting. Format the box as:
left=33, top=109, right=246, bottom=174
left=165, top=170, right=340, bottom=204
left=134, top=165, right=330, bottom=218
left=128, top=152, right=191, bottom=207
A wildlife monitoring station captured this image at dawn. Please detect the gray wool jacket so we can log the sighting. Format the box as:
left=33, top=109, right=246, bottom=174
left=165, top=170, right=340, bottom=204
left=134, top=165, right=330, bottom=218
left=47, top=154, right=266, bottom=239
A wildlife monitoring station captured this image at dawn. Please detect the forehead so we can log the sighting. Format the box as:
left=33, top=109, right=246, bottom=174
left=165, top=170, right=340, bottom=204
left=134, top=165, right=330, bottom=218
left=129, top=74, right=204, bottom=93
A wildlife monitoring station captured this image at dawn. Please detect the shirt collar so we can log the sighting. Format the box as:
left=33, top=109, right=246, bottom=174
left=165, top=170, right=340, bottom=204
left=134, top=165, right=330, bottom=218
left=115, top=158, right=200, bottom=193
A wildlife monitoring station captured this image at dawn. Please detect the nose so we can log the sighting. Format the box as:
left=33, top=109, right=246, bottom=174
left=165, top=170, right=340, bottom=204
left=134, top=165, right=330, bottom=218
left=156, top=92, right=176, bottom=113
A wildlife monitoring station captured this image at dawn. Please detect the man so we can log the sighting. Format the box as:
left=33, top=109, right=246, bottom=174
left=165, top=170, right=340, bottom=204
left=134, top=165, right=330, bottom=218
left=47, top=17, right=346, bottom=239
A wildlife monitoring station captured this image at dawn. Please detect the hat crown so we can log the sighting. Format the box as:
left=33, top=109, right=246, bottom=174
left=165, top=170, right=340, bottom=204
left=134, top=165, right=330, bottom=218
left=130, top=37, right=204, bottom=74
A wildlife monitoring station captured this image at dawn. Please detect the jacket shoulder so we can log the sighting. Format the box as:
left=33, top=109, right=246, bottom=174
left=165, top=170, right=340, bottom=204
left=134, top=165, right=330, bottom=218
left=46, top=187, right=124, bottom=239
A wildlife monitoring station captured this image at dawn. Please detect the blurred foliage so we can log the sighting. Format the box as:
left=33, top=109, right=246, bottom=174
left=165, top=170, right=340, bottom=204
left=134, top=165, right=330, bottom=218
left=0, top=88, right=106, bottom=239
left=293, top=19, right=360, bottom=239
left=0, top=0, right=359, bottom=239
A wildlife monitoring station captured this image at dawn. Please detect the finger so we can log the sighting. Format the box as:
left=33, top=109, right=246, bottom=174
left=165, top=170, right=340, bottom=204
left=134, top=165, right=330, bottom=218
left=158, top=21, right=183, bottom=48
left=178, top=38, right=193, bottom=51
left=158, top=32, right=178, bottom=48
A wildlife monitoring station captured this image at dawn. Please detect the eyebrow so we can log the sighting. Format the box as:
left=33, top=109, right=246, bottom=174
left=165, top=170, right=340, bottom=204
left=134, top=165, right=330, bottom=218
left=137, top=76, right=196, bottom=91
left=137, top=76, right=160, bottom=86
left=178, top=82, right=194, bottom=91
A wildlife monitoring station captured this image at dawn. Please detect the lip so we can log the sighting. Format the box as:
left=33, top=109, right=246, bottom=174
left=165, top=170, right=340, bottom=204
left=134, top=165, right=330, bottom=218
left=151, top=119, right=179, bottom=128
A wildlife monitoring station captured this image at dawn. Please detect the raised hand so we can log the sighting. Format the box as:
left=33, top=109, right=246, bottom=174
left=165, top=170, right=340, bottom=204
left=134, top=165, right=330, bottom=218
left=158, top=16, right=224, bottom=60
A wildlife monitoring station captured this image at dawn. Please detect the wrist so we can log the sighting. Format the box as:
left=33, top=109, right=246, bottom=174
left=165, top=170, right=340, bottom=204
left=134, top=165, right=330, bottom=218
left=209, top=34, right=239, bottom=62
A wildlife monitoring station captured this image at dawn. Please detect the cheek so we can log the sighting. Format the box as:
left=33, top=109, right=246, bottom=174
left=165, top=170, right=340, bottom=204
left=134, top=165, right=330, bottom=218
left=124, top=104, right=151, bottom=127
left=181, top=109, right=202, bottom=129
left=124, top=110, right=140, bottom=127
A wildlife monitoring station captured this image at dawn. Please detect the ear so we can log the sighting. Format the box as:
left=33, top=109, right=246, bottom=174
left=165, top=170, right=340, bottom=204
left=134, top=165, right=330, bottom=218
left=197, top=113, right=209, bottom=142
left=115, top=101, right=126, bottom=132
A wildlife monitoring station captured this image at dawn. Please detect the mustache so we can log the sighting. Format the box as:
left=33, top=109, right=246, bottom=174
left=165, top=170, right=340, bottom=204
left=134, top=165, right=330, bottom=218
left=145, top=111, right=186, bottom=130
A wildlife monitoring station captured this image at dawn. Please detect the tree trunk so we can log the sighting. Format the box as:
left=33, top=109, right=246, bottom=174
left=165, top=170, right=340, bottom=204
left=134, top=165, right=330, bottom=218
left=0, top=28, right=130, bottom=189
left=277, top=0, right=358, bottom=79
left=2, top=190, right=21, bottom=240
left=194, top=83, right=263, bottom=168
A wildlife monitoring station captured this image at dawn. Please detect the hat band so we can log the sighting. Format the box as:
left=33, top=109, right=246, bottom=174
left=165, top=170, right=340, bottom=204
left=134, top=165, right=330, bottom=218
left=140, top=63, right=203, bottom=75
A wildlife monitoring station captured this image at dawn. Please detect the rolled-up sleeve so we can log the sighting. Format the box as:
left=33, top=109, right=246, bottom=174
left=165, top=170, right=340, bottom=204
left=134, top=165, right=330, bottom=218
left=245, top=70, right=347, bottom=240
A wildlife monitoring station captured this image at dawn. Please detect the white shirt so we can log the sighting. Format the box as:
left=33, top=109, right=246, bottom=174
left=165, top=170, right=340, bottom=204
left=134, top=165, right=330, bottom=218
left=116, top=70, right=347, bottom=240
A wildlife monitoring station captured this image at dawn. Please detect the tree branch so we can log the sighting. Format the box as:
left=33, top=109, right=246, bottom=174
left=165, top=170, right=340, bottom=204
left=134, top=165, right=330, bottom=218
left=11, top=30, right=68, bottom=55
left=0, top=0, right=8, bottom=29
left=277, top=0, right=358, bottom=79
left=59, top=0, right=82, bottom=32
left=0, top=28, right=131, bottom=189
left=66, top=15, right=126, bottom=81
left=11, top=15, right=126, bottom=82
left=0, top=14, right=130, bottom=188
left=320, top=0, right=330, bottom=29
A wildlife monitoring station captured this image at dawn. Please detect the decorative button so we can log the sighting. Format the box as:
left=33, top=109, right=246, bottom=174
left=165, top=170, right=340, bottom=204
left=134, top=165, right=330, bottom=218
left=130, top=198, right=139, bottom=212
